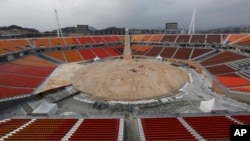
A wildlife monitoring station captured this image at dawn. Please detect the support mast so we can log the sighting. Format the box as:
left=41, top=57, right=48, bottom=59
left=188, top=7, right=196, bottom=35
left=55, top=9, right=63, bottom=37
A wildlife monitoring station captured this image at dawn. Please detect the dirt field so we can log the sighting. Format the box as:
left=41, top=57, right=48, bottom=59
left=73, top=59, right=189, bottom=100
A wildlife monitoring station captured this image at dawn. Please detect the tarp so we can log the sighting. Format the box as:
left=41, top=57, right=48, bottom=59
left=94, top=56, right=101, bottom=62
left=156, top=55, right=163, bottom=61
left=200, top=98, right=227, bottom=113
left=32, top=101, right=58, bottom=115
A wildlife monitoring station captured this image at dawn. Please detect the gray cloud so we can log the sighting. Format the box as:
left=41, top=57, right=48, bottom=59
left=0, top=0, right=249, bottom=31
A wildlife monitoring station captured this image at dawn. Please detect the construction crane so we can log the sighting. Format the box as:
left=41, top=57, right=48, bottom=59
left=55, top=9, right=64, bottom=37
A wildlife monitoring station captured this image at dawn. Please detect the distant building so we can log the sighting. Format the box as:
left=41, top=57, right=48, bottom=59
left=165, top=22, right=178, bottom=34
left=77, top=25, right=89, bottom=35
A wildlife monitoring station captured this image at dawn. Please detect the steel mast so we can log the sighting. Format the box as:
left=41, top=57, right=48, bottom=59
left=188, top=7, right=196, bottom=35
left=55, top=9, right=63, bottom=37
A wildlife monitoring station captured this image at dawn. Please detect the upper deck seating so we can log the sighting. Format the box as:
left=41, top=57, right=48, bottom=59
left=216, top=73, right=250, bottom=87
left=206, top=64, right=236, bottom=75
left=173, top=48, right=193, bottom=60
left=78, top=48, right=96, bottom=60
left=145, top=47, right=164, bottom=57
left=235, top=35, right=250, bottom=47
left=190, top=35, right=206, bottom=44
left=30, top=38, right=50, bottom=48
left=190, top=48, right=213, bottom=59
left=149, top=34, right=163, bottom=42
left=160, top=35, right=177, bottom=42
left=176, top=35, right=191, bottom=43
left=50, top=38, right=66, bottom=47
left=206, top=35, right=221, bottom=44
left=92, top=36, right=106, bottom=44
left=91, top=48, right=110, bottom=58
left=131, top=35, right=144, bottom=42
left=63, top=50, right=83, bottom=62
left=44, top=51, right=66, bottom=62
left=77, top=37, right=95, bottom=44
left=200, top=51, right=246, bottom=67
left=160, top=47, right=177, bottom=58
left=131, top=45, right=151, bottom=55
left=141, top=35, right=152, bottom=42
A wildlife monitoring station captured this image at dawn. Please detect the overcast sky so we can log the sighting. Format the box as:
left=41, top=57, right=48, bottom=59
left=1, top=0, right=249, bottom=31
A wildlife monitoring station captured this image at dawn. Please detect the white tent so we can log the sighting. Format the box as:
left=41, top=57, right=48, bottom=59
left=93, top=56, right=101, bottom=62
left=156, top=55, right=163, bottom=61
left=32, top=101, right=58, bottom=115
left=200, top=98, right=227, bottom=113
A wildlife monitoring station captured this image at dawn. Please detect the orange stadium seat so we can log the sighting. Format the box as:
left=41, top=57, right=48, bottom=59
left=160, top=35, right=177, bottom=42
left=131, top=35, right=144, bottom=42
left=227, top=34, right=248, bottom=43
left=190, top=48, right=213, bottom=59
left=0, top=63, right=54, bottom=77
left=103, top=47, right=121, bottom=56
left=64, top=37, right=75, bottom=46
left=5, top=119, right=77, bottom=141
left=160, top=47, right=177, bottom=58
left=235, top=35, right=250, bottom=46
left=141, top=117, right=195, bottom=141
left=63, top=50, right=83, bottom=62
left=0, top=49, right=12, bottom=55
left=0, top=40, right=24, bottom=53
left=141, top=35, right=152, bottom=42
left=173, top=48, right=193, bottom=60
left=190, top=35, right=206, bottom=44
left=77, top=37, right=95, bottom=44
left=0, top=119, right=31, bottom=136
left=29, top=38, right=50, bottom=48
left=44, top=51, right=66, bottom=62
left=50, top=37, right=66, bottom=47
left=206, top=64, right=236, bottom=75
left=183, top=116, right=237, bottom=140
left=113, top=45, right=124, bottom=54
left=69, top=119, right=119, bottom=141
left=78, top=48, right=96, bottom=60
left=149, top=34, right=163, bottom=42
left=230, top=86, right=250, bottom=93
left=72, top=37, right=81, bottom=45
left=0, top=85, right=34, bottom=99
left=102, top=36, right=115, bottom=42
left=0, top=56, right=55, bottom=99
left=91, top=48, right=110, bottom=58
left=92, top=36, right=106, bottom=43
left=232, top=115, right=250, bottom=124
left=145, top=47, right=164, bottom=56
left=11, top=55, right=56, bottom=68
left=223, top=34, right=228, bottom=41
left=216, top=73, right=250, bottom=87
left=111, top=36, right=122, bottom=42
left=131, top=45, right=151, bottom=55
left=20, top=55, right=56, bottom=67
left=9, top=39, right=30, bottom=48
left=206, top=35, right=221, bottom=44
left=200, top=51, right=246, bottom=66
left=0, top=71, right=44, bottom=88
left=176, top=35, right=191, bottom=43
